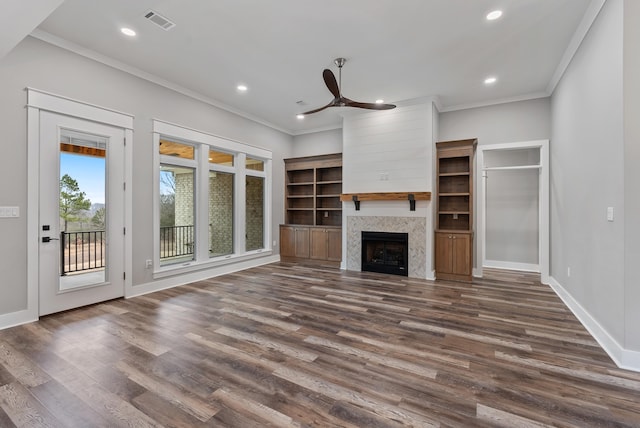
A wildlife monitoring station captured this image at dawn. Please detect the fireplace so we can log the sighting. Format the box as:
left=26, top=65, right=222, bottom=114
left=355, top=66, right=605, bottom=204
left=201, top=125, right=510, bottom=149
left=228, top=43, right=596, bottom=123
left=361, top=231, right=408, bottom=276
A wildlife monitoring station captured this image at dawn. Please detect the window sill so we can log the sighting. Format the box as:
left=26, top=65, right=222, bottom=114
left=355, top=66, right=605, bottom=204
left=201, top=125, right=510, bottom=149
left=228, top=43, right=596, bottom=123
left=152, top=249, right=273, bottom=280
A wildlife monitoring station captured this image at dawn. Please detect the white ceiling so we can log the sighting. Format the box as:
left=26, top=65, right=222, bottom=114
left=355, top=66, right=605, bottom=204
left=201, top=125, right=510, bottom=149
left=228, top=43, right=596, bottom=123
left=28, top=0, right=595, bottom=135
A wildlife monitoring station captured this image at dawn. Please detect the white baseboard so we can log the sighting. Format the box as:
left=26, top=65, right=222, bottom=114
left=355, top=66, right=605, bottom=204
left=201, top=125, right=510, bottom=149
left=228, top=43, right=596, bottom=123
left=127, top=255, right=280, bottom=298
left=548, top=276, right=640, bottom=372
left=0, top=308, right=38, bottom=331
left=484, top=260, right=539, bottom=272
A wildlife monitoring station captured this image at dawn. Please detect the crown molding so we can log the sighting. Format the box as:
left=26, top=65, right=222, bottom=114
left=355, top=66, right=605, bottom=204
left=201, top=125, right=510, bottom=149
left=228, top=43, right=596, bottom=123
left=29, top=29, right=295, bottom=136
left=546, top=0, right=607, bottom=94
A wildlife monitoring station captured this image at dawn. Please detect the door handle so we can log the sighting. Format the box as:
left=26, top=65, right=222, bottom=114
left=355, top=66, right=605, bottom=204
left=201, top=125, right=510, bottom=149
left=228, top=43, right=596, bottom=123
left=41, top=237, right=60, bottom=243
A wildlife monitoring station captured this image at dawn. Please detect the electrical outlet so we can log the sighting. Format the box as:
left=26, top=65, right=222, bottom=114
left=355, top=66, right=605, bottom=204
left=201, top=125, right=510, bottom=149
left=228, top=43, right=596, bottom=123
left=273, top=240, right=277, bottom=247
left=145, top=259, right=153, bottom=269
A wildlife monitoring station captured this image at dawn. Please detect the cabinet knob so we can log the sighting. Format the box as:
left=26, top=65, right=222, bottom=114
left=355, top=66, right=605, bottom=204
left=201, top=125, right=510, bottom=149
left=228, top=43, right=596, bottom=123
left=453, top=236, right=456, bottom=239
left=448, top=235, right=452, bottom=238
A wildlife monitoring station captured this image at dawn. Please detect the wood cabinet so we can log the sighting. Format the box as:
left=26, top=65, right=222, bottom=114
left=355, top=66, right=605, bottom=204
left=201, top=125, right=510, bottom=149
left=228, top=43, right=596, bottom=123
left=435, top=139, right=477, bottom=282
left=280, top=226, right=309, bottom=258
left=435, top=232, right=472, bottom=280
left=282, top=153, right=342, bottom=265
left=310, top=227, right=342, bottom=262
left=280, top=225, right=341, bottom=265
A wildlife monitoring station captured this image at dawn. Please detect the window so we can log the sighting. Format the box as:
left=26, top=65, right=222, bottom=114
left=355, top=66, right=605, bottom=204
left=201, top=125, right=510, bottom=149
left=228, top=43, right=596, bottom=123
left=245, top=175, right=264, bottom=251
left=158, top=139, right=197, bottom=266
left=153, top=120, right=272, bottom=275
left=209, top=171, right=234, bottom=257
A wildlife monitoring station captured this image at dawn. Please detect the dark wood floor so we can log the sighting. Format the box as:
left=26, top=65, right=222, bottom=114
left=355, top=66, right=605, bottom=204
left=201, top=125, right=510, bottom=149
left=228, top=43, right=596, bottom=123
left=1, top=263, right=640, bottom=427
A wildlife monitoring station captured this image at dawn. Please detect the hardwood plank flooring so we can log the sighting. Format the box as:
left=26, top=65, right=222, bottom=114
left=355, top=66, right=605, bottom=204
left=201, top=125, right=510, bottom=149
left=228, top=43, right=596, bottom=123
left=1, top=263, right=639, bottom=427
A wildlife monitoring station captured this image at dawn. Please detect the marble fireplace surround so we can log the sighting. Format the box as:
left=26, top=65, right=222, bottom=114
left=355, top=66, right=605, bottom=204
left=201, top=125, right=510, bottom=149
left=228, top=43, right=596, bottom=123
left=346, top=216, right=427, bottom=279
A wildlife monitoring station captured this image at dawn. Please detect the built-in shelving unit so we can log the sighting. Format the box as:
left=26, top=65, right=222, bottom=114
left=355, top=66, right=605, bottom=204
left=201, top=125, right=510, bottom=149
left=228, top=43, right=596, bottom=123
left=284, top=153, right=342, bottom=227
left=435, top=139, right=477, bottom=282
left=281, top=153, right=342, bottom=265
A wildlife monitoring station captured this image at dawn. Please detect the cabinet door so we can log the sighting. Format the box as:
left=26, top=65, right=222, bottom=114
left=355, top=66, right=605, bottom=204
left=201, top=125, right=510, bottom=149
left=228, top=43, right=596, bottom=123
left=452, top=233, right=471, bottom=275
left=309, top=228, right=327, bottom=260
left=326, top=228, right=342, bottom=261
left=435, top=232, right=453, bottom=274
left=280, top=226, right=296, bottom=257
left=294, top=227, right=310, bottom=258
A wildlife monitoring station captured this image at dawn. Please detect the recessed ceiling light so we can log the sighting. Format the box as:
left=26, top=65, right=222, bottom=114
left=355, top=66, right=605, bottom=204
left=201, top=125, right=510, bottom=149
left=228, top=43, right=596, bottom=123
left=237, top=84, right=248, bottom=92
left=486, top=10, right=503, bottom=21
left=296, top=114, right=305, bottom=119
left=121, top=27, right=136, bottom=37
left=484, top=76, right=497, bottom=85
left=375, top=99, right=384, bottom=104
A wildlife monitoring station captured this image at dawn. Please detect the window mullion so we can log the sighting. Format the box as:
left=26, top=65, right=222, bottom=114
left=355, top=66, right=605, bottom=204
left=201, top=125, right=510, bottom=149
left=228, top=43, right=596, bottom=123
left=196, top=144, right=209, bottom=262
left=236, top=153, right=247, bottom=254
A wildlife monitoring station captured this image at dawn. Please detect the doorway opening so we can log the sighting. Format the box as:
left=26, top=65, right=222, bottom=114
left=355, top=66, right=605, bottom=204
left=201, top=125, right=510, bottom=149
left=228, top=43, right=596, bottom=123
left=477, top=140, right=549, bottom=284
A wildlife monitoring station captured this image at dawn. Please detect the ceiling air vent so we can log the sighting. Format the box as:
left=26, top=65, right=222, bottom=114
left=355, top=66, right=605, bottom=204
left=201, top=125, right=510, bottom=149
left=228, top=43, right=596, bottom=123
left=144, top=10, right=176, bottom=31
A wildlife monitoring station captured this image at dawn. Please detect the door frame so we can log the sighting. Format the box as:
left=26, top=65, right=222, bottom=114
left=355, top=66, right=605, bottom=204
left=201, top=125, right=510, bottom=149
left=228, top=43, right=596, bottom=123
left=476, top=139, right=549, bottom=284
left=26, top=88, right=133, bottom=321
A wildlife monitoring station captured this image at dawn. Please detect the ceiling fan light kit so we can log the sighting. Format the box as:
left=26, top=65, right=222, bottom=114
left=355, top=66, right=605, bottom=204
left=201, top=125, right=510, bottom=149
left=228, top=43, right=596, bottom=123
left=301, top=58, right=396, bottom=115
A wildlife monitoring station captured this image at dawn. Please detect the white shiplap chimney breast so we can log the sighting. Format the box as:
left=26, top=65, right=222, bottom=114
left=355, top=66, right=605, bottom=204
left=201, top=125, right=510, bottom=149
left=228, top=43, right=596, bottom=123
left=341, top=101, right=438, bottom=279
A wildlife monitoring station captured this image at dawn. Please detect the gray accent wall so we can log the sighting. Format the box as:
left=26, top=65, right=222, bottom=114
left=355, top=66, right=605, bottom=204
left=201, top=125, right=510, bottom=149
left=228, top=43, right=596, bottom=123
left=439, top=98, right=551, bottom=145
left=624, top=0, right=640, bottom=352
left=551, top=0, right=639, bottom=354
left=0, top=36, right=293, bottom=316
left=292, top=128, right=343, bottom=158
left=439, top=98, right=551, bottom=271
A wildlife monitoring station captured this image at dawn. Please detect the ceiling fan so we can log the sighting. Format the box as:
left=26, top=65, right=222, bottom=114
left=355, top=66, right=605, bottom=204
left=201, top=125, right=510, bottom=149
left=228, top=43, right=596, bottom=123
left=301, top=58, right=396, bottom=115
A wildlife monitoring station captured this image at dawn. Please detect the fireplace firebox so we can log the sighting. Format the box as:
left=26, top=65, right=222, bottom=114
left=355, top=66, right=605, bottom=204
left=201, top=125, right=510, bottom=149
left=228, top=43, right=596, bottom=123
left=361, top=231, right=408, bottom=276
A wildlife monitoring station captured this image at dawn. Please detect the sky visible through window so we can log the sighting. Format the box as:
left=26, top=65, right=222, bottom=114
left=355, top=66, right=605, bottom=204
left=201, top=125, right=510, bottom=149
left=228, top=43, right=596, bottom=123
left=60, top=153, right=105, bottom=205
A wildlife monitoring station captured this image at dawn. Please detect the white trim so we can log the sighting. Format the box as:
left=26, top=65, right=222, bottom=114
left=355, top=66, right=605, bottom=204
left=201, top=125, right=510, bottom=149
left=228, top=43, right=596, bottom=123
left=17, top=90, right=134, bottom=330
left=484, top=260, right=539, bottom=273
left=152, top=119, right=273, bottom=276
left=130, top=255, right=279, bottom=298
left=439, top=92, right=549, bottom=113
left=483, top=165, right=541, bottom=172
left=546, top=0, right=607, bottom=94
left=153, top=119, right=272, bottom=159
left=477, top=140, right=549, bottom=283
left=26, top=87, right=134, bottom=129
left=548, top=276, right=640, bottom=372
left=29, top=30, right=292, bottom=135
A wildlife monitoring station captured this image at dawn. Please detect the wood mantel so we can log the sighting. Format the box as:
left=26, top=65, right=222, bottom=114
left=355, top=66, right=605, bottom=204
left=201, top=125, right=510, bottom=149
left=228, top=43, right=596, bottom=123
left=339, top=192, right=431, bottom=202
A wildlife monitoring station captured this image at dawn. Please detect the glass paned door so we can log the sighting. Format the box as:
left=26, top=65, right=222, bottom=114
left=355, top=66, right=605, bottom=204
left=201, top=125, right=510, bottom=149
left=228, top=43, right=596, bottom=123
left=39, top=111, right=125, bottom=316
left=59, top=130, right=107, bottom=290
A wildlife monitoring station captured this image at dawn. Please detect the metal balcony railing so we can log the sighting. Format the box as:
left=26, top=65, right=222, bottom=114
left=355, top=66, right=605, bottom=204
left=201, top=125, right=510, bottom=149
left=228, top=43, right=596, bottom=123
left=59, top=225, right=196, bottom=275
left=159, top=225, right=195, bottom=260
left=60, top=230, right=106, bottom=276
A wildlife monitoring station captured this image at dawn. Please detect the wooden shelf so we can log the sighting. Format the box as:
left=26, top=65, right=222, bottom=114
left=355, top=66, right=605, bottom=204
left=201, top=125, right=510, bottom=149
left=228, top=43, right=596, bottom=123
left=435, top=139, right=477, bottom=283
left=339, top=192, right=431, bottom=202
left=284, top=153, right=342, bottom=227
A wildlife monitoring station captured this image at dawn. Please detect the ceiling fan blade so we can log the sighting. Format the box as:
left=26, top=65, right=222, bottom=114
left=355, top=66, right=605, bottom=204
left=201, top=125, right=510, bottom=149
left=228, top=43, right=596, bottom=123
left=323, top=69, right=341, bottom=98
left=301, top=101, right=335, bottom=115
left=344, top=99, right=396, bottom=110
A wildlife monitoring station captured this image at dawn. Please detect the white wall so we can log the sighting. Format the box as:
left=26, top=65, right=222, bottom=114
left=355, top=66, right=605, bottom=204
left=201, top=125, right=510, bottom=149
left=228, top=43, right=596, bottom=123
left=343, top=103, right=434, bottom=193
left=291, top=128, right=342, bottom=158
left=551, top=0, right=627, bottom=349
left=0, top=36, right=293, bottom=318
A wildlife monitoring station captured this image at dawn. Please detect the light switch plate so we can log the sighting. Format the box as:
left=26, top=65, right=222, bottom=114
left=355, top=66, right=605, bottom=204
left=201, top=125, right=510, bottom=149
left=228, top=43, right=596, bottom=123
left=0, top=206, right=19, bottom=218
left=607, top=206, right=614, bottom=222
